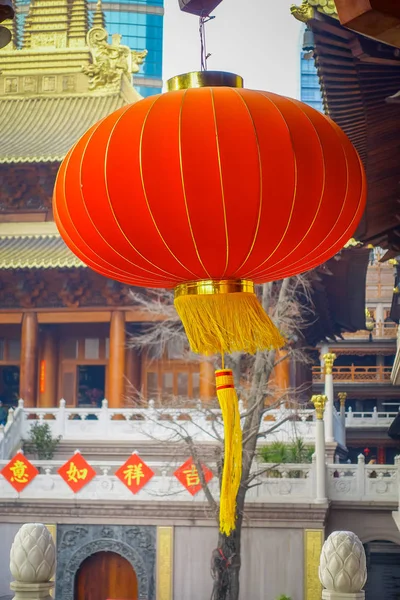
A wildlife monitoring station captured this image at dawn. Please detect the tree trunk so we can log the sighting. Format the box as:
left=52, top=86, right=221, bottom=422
left=211, top=513, right=243, bottom=600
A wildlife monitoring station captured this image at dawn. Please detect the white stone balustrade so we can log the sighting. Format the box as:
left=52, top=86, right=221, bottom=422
left=0, top=454, right=397, bottom=505
left=319, top=531, right=367, bottom=599
left=10, top=523, right=55, bottom=600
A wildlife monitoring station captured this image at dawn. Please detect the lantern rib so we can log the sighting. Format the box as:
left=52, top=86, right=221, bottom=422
left=178, top=89, right=211, bottom=279
left=230, top=88, right=263, bottom=277
left=138, top=95, right=199, bottom=280
left=253, top=97, right=327, bottom=280
left=242, top=93, right=298, bottom=279
left=101, top=99, right=191, bottom=282
left=210, top=88, right=229, bottom=277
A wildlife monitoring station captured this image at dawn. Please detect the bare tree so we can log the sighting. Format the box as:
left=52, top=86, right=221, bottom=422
left=129, top=276, right=313, bottom=600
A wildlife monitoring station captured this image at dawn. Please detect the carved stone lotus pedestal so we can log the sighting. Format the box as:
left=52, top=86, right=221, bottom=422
left=320, top=531, right=367, bottom=600
left=9, top=523, right=55, bottom=600
left=10, top=581, right=53, bottom=600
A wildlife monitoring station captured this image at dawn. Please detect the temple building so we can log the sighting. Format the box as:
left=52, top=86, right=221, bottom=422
left=0, top=2, right=400, bottom=599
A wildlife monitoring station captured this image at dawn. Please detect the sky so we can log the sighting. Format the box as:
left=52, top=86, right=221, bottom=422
left=162, top=0, right=304, bottom=99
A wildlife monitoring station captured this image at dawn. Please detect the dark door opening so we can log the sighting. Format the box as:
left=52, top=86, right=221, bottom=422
left=0, top=366, right=20, bottom=408
left=365, top=540, right=400, bottom=599
left=74, top=551, right=138, bottom=600
left=77, top=365, right=105, bottom=408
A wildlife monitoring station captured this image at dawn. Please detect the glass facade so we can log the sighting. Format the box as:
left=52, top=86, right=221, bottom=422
left=300, top=51, right=323, bottom=112
left=97, top=1, right=164, bottom=95
left=14, top=0, right=164, bottom=98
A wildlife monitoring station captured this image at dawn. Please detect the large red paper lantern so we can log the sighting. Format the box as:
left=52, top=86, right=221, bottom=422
left=54, top=72, right=366, bottom=535
left=54, top=73, right=366, bottom=355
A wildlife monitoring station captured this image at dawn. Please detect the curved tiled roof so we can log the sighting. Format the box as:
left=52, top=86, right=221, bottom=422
left=0, top=94, right=126, bottom=164
left=0, top=233, right=85, bottom=268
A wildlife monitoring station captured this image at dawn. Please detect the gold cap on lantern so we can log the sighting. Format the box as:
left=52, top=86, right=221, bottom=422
left=167, top=71, right=244, bottom=91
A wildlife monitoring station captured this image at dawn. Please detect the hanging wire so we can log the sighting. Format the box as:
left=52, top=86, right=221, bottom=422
left=199, top=10, right=215, bottom=71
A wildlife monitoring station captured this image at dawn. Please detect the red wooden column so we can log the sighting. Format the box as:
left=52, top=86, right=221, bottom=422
left=199, top=359, right=215, bottom=402
left=274, top=350, right=290, bottom=390
left=38, top=327, right=58, bottom=408
left=125, top=346, right=142, bottom=403
left=109, top=311, right=126, bottom=408
left=20, top=312, right=38, bottom=407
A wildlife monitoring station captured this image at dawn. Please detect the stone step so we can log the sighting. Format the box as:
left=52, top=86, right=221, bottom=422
left=24, top=439, right=219, bottom=463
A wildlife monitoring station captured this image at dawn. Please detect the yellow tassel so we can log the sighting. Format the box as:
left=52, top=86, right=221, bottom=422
left=174, top=289, right=285, bottom=356
left=215, top=369, right=242, bottom=536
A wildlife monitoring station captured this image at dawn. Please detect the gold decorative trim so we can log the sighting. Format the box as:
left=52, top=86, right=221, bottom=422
left=175, top=279, right=254, bottom=298
left=167, top=71, right=243, bottom=91
left=312, top=394, right=327, bottom=420
left=290, top=0, right=338, bottom=24
left=338, top=392, right=347, bottom=407
left=304, top=529, right=323, bottom=600
left=156, top=526, right=173, bottom=600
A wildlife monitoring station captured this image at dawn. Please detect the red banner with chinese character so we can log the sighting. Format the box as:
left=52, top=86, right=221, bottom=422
left=58, top=452, right=96, bottom=493
left=115, top=453, right=154, bottom=494
left=174, top=457, right=213, bottom=496
left=1, top=452, right=39, bottom=492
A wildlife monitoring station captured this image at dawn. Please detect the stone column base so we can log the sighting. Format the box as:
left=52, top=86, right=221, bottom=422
left=10, top=581, right=54, bottom=600
left=322, top=591, right=365, bottom=600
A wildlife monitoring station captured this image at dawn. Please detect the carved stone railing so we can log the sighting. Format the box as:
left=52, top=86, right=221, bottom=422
left=0, top=400, right=25, bottom=460
left=0, top=454, right=398, bottom=506
left=313, top=365, right=392, bottom=383
left=346, top=406, right=398, bottom=427
left=327, top=454, right=398, bottom=503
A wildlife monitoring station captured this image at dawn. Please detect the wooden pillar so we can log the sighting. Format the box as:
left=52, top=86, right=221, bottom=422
left=125, top=346, right=142, bottom=402
left=20, top=312, right=38, bottom=407
left=109, top=311, right=125, bottom=408
left=199, top=359, right=215, bottom=402
left=274, top=349, right=290, bottom=390
left=39, top=328, right=58, bottom=408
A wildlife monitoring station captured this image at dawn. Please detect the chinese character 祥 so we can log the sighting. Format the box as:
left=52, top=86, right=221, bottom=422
left=183, top=464, right=200, bottom=487
left=123, top=463, right=145, bottom=487
left=66, top=462, right=88, bottom=483
left=10, top=460, right=29, bottom=484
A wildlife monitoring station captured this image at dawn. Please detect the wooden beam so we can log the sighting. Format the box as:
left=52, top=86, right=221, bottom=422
left=335, top=0, right=400, bottom=48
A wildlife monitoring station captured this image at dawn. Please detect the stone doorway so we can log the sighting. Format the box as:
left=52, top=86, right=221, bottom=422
left=74, top=551, right=138, bottom=600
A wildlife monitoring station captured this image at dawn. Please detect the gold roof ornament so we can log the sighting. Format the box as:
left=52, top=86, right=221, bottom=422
left=291, top=0, right=338, bottom=23
left=344, top=238, right=363, bottom=248
left=0, top=0, right=144, bottom=164
left=93, top=0, right=106, bottom=29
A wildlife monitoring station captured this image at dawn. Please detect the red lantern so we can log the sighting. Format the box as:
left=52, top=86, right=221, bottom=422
left=53, top=72, right=366, bottom=534
left=54, top=73, right=366, bottom=356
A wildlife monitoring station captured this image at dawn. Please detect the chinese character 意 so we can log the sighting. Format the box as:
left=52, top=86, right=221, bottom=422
left=183, top=464, right=200, bottom=487
left=66, top=462, right=88, bottom=483
left=123, top=463, right=145, bottom=486
left=10, top=460, right=29, bottom=484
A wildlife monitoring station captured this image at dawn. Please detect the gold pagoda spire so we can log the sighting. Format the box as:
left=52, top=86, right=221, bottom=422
left=93, top=0, right=106, bottom=29
left=68, top=0, right=89, bottom=47
left=22, top=0, right=70, bottom=49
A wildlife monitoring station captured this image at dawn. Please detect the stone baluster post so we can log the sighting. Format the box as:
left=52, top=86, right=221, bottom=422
left=323, top=353, right=336, bottom=443
left=319, top=531, right=367, bottom=599
left=56, top=399, right=66, bottom=437
left=10, top=523, right=56, bottom=600
left=312, top=395, right=327, bottom=503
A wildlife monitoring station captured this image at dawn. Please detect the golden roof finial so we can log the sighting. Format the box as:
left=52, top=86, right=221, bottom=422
left=93, top=0, right=106, bottom=29
left=22, top=0, right=70, bottom=50
left=68, top=0, right=89, bottom=47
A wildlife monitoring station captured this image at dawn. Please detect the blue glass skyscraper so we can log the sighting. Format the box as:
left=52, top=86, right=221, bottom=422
left=14, top=0, right=164, bottom=98
left=89, top=0, right=164, bottom=97
left=300, top=50, right=323, bottom=112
